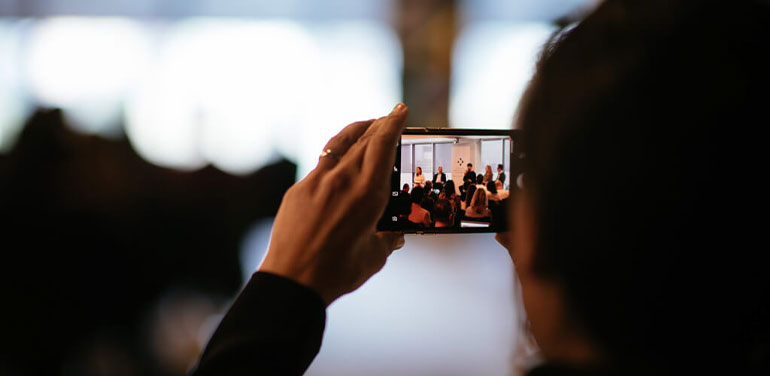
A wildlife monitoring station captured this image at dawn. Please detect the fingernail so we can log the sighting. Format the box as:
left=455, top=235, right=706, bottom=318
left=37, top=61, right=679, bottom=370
left=391, top=103, right=406, bottom=114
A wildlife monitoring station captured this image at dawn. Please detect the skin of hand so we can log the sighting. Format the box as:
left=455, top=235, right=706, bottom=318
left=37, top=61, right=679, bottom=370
left=259, top=104, right=409, bottom=305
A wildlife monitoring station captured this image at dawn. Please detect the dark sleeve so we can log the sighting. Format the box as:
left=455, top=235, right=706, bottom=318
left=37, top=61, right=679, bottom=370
left=191, top=272, right=327, bottom=376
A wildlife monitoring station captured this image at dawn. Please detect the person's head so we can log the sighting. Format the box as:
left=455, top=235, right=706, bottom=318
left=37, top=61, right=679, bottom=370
left=497, top=1, right=770, bottom=373
left=438, top=166, right=443, bottom=173
left=476, top=174, right=484, bottom=184
left=402, top=183, right=410, bottom=192
left=497, top=164, right=504, bottom=172
left=424, top=181, right=433, bottom=192
left=486, top=181, right=497, bottom=194
left=443, top=180, right=456, bottom=197
left=433, top=199, right=452, bottom=226
left=467, top=163, right=473, bottom=171
left=495, top=180, right=503, bottom=191
left=397, top=192, right=411, bottom=216
left=410, top=187, right=424, bottom=205
left=416, top=166, right=422, bottom=175
left=485, top=165, right=492, bottom=173
left=464, top=184, right=476, bottom=207
left=470, top=188, right=487, bottom=213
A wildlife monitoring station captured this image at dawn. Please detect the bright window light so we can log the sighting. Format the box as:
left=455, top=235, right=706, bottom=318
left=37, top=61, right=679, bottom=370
left=293, top=21, right=402, bottom=178
left=0, top=20, right=28, bottom=153
left=26, top=17, right=151, bottom=137
left=125, top=19, right=402, bottom=176
left=449, top=22, right=555, bottom=129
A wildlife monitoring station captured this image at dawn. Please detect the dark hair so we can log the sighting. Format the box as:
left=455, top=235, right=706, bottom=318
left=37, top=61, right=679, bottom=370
left=410, top=187, right=424, bottom=204
left=402, top=183, right=410, bottom=191
left=476, top=174, right=483, bottom=184
left=464, top=185, right=476, bottom=208
left=497, top=164, right=503, bottom=170
left=424, top=181, right=432, bottom=192
left=517, top=0, right=770, bottom=373
left=467, top=163, right=472, bottom=167
left=486, top=181, right=497, bottom=194
left=433, top=199, right=452, bottom=223
left=443, top=180, right=456, bottom=197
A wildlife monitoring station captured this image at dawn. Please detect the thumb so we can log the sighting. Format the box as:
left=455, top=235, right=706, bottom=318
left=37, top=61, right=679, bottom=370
left=377, top=232, right=405, bottom=255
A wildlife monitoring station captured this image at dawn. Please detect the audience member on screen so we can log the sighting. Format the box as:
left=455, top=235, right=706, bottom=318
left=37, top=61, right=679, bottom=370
left=413, top=167, right=426, bottom=187
left=495, top=180, right=509, bottom=200
left=486, top=181, right=500, bottom=202
left=402, top=183, right=410, bottom=194
left=407, top=186, right=431, bottom=227
left=424, top=181, right=438, bottom=200
left=433, top=199, right=453, bottom=228
left=465, top=188, right=490, bottom=219
left=461, top=184, right=476, bottom=211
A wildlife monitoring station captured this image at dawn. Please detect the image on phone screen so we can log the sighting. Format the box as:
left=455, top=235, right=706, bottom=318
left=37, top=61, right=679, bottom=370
left=377, top=128, right=521, bottom=233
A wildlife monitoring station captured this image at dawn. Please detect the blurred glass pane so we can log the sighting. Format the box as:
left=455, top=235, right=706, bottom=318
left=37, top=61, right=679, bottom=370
left=26, top=17, right=152, bottom=137
left=481, top=139, right=503, bottom=175
left=414, top=143, right=433, bottom=181
left=435, top=143, right=453, bottom=181
left=449, top=22, right=555, bottom=129
left=0, top=19, right=28, bottom=153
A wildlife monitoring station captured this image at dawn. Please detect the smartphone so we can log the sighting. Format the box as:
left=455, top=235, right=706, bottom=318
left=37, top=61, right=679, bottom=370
left=377, top=128, right=521, bottom=233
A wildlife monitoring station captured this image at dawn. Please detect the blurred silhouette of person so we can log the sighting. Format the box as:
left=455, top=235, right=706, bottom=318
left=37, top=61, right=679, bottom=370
left=191, top=2, right=770, bottom=376
left=402, top=183, right=410, bottom=193
left=413, top=166, right=426, bottom=187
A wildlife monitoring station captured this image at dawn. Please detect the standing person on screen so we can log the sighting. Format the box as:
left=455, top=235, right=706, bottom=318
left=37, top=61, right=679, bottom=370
left=496, top=164, right=505, bottom=188
left=413, top=166, right=426, bottom=187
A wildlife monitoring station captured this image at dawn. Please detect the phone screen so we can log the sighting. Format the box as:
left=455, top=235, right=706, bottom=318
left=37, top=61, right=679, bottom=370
left=377, top=128, right=520, bottom=233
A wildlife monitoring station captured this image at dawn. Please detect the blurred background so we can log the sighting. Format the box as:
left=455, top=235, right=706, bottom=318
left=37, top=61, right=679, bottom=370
left=0, top=0, right=596, bottom=375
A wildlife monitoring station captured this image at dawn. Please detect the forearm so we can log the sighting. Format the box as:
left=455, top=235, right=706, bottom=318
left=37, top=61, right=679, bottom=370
left=191, top=272, right=327, bottom=376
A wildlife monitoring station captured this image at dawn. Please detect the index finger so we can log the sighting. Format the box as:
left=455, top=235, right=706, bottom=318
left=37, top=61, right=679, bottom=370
left=359, top=103, right=408, bottom=183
